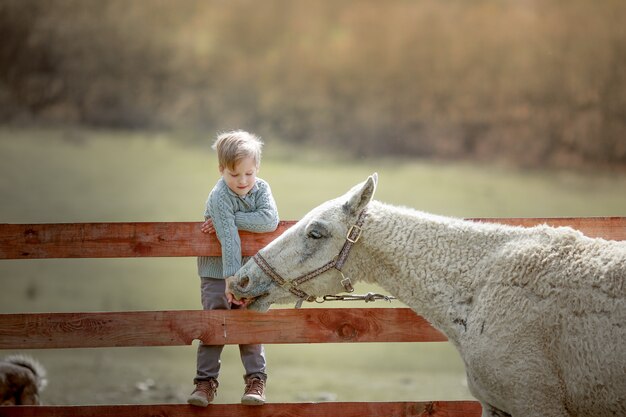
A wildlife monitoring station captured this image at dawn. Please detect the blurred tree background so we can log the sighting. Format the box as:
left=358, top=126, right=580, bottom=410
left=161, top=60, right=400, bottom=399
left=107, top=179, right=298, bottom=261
left=1, top=0, right=625, bottom=169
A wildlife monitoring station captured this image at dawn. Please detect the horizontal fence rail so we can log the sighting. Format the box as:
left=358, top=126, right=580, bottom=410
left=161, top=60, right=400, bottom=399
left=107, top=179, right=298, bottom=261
left=0, top=401, right=483, bottom=417
left=0, top=221, right=293, bottom=259
left=1, top=217, right=624, bottom=259
left=0, top=308, right=446, bottom=349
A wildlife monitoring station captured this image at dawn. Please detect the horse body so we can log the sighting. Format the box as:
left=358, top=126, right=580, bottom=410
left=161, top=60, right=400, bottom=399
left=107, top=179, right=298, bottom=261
left=357, top=201, right=625, bottom=417
left=231, top=174, right=626, bottom=417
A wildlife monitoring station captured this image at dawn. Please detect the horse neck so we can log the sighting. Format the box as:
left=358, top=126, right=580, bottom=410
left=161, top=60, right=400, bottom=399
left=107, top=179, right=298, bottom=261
left=352, top=202, right=512, bottom=335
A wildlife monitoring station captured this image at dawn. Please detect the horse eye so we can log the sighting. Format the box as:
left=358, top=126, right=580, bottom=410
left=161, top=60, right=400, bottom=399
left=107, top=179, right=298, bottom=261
left=308, top=230, right=323, bottom=239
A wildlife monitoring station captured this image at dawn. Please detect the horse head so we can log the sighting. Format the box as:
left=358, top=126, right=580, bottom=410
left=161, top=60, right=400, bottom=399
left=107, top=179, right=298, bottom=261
left=230, top=173, right=378, bottom=311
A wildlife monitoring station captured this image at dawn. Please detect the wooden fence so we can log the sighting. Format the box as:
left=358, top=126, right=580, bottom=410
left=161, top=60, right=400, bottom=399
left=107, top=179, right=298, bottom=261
left=1, top=217, right=624, bottom=417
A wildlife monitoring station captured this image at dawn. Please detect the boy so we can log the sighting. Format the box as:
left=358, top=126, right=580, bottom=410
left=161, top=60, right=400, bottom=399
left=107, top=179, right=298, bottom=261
left=188, top=130, right=279, bottom=407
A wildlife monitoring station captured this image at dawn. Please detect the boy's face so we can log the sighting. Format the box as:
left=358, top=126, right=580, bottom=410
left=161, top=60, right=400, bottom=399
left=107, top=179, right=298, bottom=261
left=220, top=156, right=258, bottom=196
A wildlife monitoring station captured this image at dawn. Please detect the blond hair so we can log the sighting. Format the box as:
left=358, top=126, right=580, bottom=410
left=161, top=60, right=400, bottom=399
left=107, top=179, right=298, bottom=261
left=212, top=130, right=263, bottom=171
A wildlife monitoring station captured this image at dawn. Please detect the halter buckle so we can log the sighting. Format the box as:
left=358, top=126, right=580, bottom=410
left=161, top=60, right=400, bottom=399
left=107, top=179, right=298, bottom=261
left=346, top=225, right=362, bottom=243
left=340, top=272, right=355, bottom=293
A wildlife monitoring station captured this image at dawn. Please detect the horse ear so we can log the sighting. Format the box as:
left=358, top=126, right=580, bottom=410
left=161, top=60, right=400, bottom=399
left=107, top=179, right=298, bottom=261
left=344, top=173, right=377, bottom=215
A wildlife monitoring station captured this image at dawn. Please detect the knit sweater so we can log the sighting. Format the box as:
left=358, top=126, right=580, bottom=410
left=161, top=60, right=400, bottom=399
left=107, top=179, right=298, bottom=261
left=197, top=177, right=279, bottom=279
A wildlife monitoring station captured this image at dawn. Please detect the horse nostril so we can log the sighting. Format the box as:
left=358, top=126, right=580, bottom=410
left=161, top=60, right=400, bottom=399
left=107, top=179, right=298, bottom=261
left=238, top=275, right=250, bottom=290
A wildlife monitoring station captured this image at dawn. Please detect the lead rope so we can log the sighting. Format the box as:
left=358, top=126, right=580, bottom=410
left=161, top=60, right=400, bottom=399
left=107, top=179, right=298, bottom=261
left=294, top=292, right=396, bottom=308
left=318, top=292, right=396, bottom=303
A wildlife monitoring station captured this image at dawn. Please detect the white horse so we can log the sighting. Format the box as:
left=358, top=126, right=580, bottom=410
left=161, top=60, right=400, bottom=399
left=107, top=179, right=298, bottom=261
left=230, top=173, right=626, bottom=417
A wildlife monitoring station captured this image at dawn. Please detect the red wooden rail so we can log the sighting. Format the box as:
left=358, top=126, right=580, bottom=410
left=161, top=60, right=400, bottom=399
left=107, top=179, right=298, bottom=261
left=0, top=401, right=483, bottom=417
left=1, top=217, right=624, bottom=259
left=0, top=308, right=446, bottom=350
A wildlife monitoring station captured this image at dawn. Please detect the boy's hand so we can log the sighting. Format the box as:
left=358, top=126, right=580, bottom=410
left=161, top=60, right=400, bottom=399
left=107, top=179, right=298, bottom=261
left=201, top=219, right=215, bottom=234
left=225, top=276, right=246, bottom=306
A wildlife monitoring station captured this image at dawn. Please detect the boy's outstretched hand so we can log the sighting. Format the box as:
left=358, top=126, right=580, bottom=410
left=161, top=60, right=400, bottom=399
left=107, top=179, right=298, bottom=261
left=225, top=276, right=247, bottom=307
left=201, top=219, right=215, bottom=234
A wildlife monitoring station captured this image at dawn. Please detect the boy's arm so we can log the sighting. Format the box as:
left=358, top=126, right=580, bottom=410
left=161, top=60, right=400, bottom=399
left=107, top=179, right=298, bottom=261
left=234, top=181, right=279, bottom=233
left=208, top=191, right=243, bottom=278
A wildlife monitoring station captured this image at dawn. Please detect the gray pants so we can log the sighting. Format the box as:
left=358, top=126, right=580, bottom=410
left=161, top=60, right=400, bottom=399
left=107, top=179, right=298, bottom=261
left=194, top=277, right=266, bottom=383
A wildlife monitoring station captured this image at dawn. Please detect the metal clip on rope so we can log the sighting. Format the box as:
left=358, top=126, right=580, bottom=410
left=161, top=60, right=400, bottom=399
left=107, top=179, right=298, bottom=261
left=317, top=292, right=396, bottom=303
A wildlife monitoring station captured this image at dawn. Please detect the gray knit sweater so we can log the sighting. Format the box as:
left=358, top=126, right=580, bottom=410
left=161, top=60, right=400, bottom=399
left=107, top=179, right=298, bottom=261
left=197, top=177, right=279, bottom=279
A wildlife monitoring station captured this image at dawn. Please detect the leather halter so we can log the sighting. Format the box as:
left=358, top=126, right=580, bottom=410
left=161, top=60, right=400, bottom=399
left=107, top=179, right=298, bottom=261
left=253, top=209, right=368, bottom=304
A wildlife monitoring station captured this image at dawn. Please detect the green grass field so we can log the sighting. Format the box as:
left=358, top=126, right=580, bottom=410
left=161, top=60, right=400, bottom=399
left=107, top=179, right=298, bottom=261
left=1, top=127, right=624, bottom=405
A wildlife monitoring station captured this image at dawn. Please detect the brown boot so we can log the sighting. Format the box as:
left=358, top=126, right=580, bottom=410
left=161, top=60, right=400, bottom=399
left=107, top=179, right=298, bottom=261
left=187, top=378, right=218, bottom=407
left=241, top=376, right=266, bottom=405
